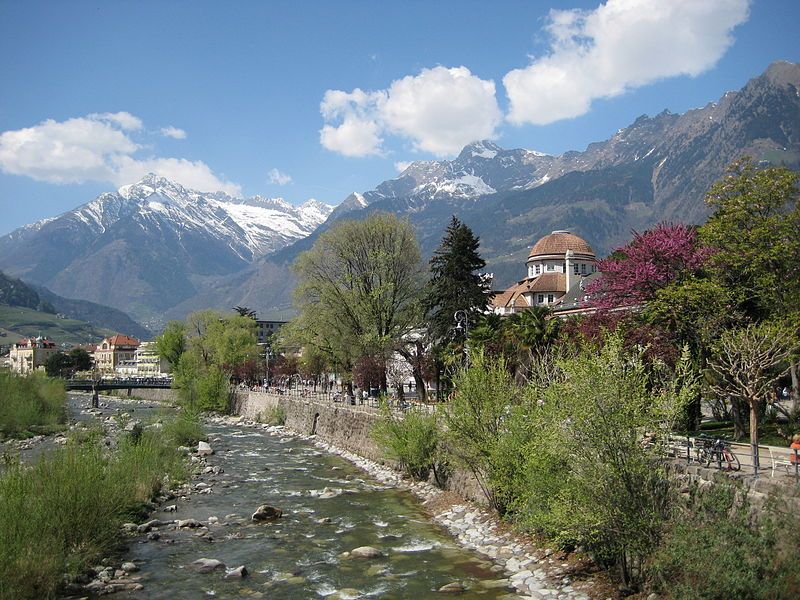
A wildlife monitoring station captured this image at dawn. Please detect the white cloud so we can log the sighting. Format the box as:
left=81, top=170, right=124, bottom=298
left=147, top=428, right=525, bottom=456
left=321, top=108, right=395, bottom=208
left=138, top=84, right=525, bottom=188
left=0, top=113, right=240, bottom=195
left=267, top=167, right=292, bottom=185
left=319, top=66, right=502, bottom=158
left=160, top=126, right=187, bottom=139
left=503, top=0, right=750, bottom=125
left=88, top=111, right=143, bottom=131
left=394, top=161, right=412, bottom=173
left=112, top=156, right=241, bottom=196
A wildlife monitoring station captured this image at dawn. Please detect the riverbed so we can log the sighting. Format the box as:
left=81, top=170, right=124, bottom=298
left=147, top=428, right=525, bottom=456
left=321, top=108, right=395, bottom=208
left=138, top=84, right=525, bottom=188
left=110, top=415, right=519, bottom=599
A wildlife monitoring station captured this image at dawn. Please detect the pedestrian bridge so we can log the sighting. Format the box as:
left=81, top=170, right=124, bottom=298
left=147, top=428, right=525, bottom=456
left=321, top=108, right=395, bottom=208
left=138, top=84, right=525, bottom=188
left=65, top=378, right=173, bottom=391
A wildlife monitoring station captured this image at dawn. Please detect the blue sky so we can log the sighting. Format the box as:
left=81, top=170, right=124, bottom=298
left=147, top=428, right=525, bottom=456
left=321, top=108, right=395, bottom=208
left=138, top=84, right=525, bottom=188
left=1, top=0, right=798, bottom=235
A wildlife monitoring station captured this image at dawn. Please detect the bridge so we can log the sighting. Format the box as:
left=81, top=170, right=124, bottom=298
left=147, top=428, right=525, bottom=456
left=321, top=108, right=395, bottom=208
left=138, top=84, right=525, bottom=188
left=65, top=378, right=173, bottom=407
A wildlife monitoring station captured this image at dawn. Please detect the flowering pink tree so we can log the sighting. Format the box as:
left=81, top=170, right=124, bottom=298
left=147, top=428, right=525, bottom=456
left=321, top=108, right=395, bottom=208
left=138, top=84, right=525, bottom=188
left=587, top=223, right=712, bottom=310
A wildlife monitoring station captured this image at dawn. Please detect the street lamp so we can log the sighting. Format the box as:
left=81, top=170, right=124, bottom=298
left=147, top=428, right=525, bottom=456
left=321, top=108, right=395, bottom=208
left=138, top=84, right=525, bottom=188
left=453, top=310, right=470, bottom=365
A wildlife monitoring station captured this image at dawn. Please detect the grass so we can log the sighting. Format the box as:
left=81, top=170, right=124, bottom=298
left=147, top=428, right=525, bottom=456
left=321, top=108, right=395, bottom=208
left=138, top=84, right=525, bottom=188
left=256, top=405, right=287, bottom=426
left=0, top=416, right=197, bottom=599
left=0, top=372, right=66, bottom=439
left=0, top=304, right=113, bottom=346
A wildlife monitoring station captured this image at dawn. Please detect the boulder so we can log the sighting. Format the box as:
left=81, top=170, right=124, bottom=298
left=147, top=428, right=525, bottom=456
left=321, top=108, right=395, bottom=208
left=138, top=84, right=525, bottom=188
left=191, top=558, right=226, bottom=573
left=225, top=565, right=248, bottom=578
left=120, top=562, right=139, bottom=573
left=252, top=505, right=283, bottom=522
left=438, top=581, right=466, bottom=593
left=177, top=518, right=203, bottom=528
left=350, top=546, right=384, bottom=559
left=197, top=441, right=214, bottom=456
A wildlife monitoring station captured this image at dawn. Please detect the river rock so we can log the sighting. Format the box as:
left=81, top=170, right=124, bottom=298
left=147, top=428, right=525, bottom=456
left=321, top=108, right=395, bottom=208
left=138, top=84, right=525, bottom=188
left=177, top=518, right=203, bottom=528
left=121, top=561, right=139, bottom=573
left=252, top=505, right=283, bottom=521
left=350, top=546, right=384, bottom=559
left=225, top=565, right=248, bottom=578
left=438, top=581, right=466, bottom=593
left=197, top=441, right=214, bottom=456
left=191, top=558, right=226, bottom=573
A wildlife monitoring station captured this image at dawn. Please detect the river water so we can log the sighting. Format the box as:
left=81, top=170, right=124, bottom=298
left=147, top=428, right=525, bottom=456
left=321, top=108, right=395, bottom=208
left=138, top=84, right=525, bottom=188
left=106, top=406, right=519, bottom=599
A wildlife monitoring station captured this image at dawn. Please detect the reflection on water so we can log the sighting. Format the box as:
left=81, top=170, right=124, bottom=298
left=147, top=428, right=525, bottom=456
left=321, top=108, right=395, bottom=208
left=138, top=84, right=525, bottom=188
left=113, top=419, right=518, bottom=599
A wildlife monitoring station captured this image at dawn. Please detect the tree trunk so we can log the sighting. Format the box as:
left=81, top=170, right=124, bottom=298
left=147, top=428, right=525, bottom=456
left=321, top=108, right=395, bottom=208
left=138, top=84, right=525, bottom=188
left=750, top=399, right=760, bottom=477
left=731, top=396, right=748, bottom=440
left=791, top=360, right=799, bottom=414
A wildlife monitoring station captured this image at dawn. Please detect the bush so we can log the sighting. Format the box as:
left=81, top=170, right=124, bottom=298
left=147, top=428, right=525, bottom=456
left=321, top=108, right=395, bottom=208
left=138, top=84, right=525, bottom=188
left=258, top=405, right=286, bottom=426
left=160, top=408, right=205, bottom=447
left=0, top=419, right=189, bottom=599
left=372, top=403, right=439, bottom=480
left=443, top=351, right=519, bottom=512
left=649, top=484, right=800, bottom=599
left=0, top=372, right=66, bottom=439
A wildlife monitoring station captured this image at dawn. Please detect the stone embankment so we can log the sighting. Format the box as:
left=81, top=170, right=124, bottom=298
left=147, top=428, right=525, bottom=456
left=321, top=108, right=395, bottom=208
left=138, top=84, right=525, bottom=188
left=220, top=408, right=595, bottom=600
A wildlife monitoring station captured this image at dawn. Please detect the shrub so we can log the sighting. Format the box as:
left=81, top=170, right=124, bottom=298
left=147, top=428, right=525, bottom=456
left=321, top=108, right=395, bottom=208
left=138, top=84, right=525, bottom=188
left=443, top=351, right=519, bottom=512
left=0, top=372, right=66, bottom=438
left=259, top=405, right=287, bottom=426
left=0, top=418, right=189, bottom=599
left=160, top=408, right=205, bottom=447
left=372, top=403, right=439, bottom=480
left=649, top=484, right=800, bottom=600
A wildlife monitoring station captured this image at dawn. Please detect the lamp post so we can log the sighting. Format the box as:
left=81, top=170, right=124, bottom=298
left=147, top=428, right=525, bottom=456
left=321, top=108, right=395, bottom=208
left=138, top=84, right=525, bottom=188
left=453, top=310, right=470, bottom=365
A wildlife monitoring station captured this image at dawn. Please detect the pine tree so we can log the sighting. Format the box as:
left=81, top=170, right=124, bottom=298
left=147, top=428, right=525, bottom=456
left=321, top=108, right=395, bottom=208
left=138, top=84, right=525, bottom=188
left=425, top=216, right=490, bottom=342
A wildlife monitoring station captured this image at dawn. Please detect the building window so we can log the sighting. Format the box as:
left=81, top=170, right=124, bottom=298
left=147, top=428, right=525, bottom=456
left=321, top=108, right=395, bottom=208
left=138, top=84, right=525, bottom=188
left=562, top=262, right=566, bottom=272
left=573, top=264, right=579, bottom=274
left=547, top=263, right=554, bottom=271
left=535, top=264, right=541, bottom=275
left=592, top=265, right=597, bottom=273
left=581, top=263, right=586, bottom=274
left=538, top=294, right=544, bottom=303
left=547, top=294, right=554, bottom=303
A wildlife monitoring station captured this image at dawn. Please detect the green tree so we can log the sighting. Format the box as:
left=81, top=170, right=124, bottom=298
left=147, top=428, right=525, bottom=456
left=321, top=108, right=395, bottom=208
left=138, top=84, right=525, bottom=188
left=232, top=306, right=257, bottom=319
left=291, top=213, right=425, bottom=393
left=44, top=352, right=73, bottom=378
left=155, top=321, right=186, bottom=368
left=701, top=157, right=800, bottom=321
left=424, top=216, right=491, bottom=341
left=67, top=348, right=92, bottom=372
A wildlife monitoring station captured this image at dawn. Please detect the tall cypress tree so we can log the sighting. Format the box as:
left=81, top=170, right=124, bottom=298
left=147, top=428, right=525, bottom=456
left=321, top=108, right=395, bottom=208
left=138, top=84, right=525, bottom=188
left=425, top=216, right=490, bottom=342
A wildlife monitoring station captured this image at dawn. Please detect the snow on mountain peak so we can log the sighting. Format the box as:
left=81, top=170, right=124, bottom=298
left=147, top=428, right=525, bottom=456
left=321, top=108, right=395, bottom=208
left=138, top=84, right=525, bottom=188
left=459, top=140, right=502, bottom=160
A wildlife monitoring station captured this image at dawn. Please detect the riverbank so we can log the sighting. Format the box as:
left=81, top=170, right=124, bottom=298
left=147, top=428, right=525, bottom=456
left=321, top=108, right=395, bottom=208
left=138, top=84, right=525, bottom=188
left=212, top=413, right=600, bottom=600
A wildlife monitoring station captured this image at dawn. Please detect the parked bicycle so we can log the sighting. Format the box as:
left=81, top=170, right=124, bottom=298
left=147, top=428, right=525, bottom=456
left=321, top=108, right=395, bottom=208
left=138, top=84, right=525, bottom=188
left=693, top=434, right=741, bottom=471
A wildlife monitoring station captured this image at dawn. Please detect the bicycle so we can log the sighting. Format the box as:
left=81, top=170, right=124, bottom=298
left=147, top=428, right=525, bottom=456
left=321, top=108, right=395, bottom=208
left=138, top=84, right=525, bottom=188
left=693, top=435, right=741, bottom=471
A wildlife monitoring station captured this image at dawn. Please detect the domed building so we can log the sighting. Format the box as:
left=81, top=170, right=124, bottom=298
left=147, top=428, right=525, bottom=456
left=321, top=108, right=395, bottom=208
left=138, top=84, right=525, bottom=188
left=491, top=230, right=598, bottom=315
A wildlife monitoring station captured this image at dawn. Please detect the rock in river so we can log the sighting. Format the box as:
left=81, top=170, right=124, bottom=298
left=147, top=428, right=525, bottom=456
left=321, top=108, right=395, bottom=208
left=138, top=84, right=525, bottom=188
left=252, top=505, right=283, bottom=522
left=197, top=441, right=214, bottom=456
left=350, top=546, right=384, bottom=559
left=225, top=565, right=248, bottom=578
left=191, top=558, right=225, bottom=573
left=438, top=581, right=466, bottom=593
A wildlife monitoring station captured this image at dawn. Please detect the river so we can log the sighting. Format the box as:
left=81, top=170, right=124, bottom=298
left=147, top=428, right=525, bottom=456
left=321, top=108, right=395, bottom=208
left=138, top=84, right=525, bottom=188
left=42, top=394, right=520, bottom=599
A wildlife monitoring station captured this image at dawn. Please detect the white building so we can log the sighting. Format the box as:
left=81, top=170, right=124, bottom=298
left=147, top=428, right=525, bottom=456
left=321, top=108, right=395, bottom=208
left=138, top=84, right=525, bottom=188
left=491, top=230, right=598, bottom=315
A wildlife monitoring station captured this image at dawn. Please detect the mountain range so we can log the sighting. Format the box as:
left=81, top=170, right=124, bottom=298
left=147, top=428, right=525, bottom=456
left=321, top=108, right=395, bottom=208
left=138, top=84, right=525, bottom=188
left=0, top=61, right=798, bottom=329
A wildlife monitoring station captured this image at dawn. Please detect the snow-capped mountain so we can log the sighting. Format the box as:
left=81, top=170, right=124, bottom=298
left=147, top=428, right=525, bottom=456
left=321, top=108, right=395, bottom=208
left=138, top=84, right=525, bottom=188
left=0, top=174, right=332, bottom=327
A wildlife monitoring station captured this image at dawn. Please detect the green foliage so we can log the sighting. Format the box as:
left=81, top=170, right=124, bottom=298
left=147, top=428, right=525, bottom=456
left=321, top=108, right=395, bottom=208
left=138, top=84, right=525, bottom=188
left=424, top=216, right=490, bottom=342
left=649, top=485, right=800, bottom=600
left=258, top=405, right=287, bottom=426
left=156, top=320, right=186, bottom=367
left=507, top=337, right=696, bottom=585
left=372, top=403, right=439, bottom=480
left=160, top=408, right=205, bottom=446
left=196, top=365, right=231, bottom=412
left=0, top=372, right=66, bottom=439
left=0, top=269, right=53, bottom=312
left=701, top=157, right=800, bottom=321
left=44, top=351, right=73, bottom=377
left=443, top=351, right=519, bottom=511
left=291, top=212, right=425, bottom=385
left=0, top=424, right=188, bottom=600
left=68, top=348, right=92, bottom=371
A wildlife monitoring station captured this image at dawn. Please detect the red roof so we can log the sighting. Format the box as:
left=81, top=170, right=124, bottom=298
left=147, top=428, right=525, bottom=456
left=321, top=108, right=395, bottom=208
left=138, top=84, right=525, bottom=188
left=529, top=231, right=595, bottom=259
left=105, top=334, right=140, bottom=347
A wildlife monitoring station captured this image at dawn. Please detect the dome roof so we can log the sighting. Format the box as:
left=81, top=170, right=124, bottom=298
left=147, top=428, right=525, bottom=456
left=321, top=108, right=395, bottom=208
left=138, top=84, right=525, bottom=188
left=528, top=230, right=595, bottom=259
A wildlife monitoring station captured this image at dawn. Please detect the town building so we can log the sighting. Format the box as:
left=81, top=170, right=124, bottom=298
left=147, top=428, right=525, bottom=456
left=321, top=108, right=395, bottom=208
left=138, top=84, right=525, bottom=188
left=255, top=320, right=287, bottom=345
left=115, top=341, right=170, bottom=377
left=8, top=336, right=58, bottom=374
left=491, top=230, right=598, bottom=316
left=94, top=334, right=140, bottom=373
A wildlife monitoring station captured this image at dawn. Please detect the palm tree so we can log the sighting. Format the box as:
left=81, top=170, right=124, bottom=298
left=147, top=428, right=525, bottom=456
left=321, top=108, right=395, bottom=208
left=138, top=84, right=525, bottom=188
left=233, top=306, right=257, bottom=319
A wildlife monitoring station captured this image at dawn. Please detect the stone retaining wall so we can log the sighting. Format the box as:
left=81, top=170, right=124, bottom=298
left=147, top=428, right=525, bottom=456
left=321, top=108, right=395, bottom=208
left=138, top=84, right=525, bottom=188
left=107, top=388, right=180, bottom=403
left=239, top=391, right=487, bottom=504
